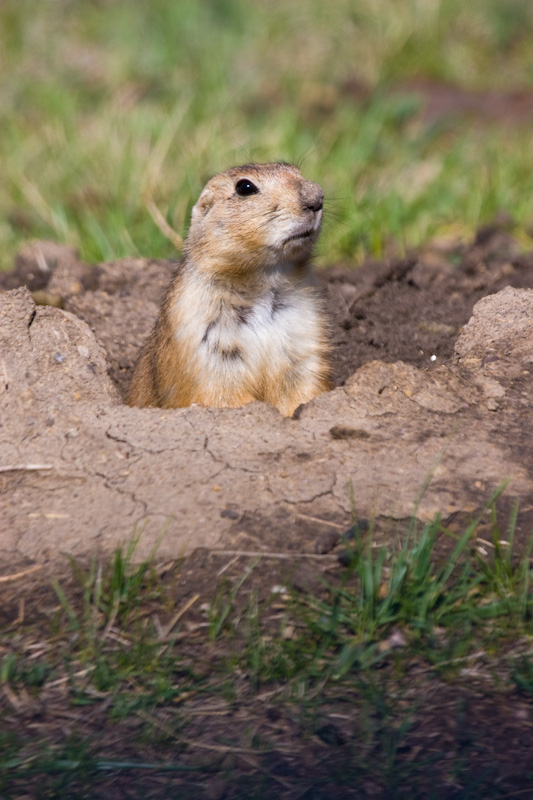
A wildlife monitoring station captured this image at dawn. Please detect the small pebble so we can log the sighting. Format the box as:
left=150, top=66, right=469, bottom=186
left=315, top=722, right=346, bottom=746
left=314, top=529, right=339, bottom=554
left=267, top=706, right=282, bottom=722
left=341, top=519, right=369, bottom=543
left=337, top=548, right=354, bottom=567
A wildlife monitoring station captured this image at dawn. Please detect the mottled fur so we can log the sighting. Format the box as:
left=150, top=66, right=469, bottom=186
left=128, top=162, right=331, bottom=416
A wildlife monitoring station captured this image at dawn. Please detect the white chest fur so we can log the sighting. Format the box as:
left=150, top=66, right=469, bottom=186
left=171, top=270, right=325, bottom=403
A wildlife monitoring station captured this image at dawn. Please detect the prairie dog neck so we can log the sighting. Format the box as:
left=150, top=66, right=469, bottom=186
left=128, top=162, right=331, bottom=416
left=183, top=256, right=314, bottom=309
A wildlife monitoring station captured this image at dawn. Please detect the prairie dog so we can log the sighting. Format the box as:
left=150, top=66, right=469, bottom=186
left=128, top=162, right=331, bottom=416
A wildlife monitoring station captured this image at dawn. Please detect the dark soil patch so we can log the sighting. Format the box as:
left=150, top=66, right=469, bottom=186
left=399, top=78, right=533, bottom=125
left=326, top=224, right=533, bottom=384
left=340, top=77, right=533, bottom=126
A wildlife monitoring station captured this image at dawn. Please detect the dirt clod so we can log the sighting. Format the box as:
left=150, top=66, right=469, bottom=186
left=1, top=231, right=533, bottom=564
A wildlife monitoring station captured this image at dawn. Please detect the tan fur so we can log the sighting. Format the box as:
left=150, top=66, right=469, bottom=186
left=128, top=162, right=331, bottom=416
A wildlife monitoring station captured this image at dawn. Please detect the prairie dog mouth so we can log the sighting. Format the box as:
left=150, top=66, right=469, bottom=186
left=282, top=207, right=322, bottom=247
left=284, top=228, right=314, bottom=244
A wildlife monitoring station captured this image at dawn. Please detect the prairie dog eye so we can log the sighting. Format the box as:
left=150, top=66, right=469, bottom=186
left=235, top=178, right=259, bottom=196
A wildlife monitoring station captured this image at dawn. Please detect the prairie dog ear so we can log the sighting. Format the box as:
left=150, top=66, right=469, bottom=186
left=191, top=187, right=215, bottom=224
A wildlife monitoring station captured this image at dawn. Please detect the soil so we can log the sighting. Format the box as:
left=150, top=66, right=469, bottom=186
left=1, top=227, right=533, bottom=797
left=1, top=228, right=532, bottom=559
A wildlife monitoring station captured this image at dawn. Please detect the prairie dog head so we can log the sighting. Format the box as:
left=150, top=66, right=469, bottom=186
left=186, top=163, right=324, bottom=277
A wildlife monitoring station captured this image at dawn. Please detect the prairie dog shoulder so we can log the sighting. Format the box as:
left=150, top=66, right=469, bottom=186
left=128, top=162, right=331, bottom=416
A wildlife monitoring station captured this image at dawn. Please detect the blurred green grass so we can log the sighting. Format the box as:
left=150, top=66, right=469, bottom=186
left=2, top=0, right=533, bottom=269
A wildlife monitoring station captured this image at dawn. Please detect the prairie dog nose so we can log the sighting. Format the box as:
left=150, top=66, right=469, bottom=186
left=300, top=181, right=324, bottom=212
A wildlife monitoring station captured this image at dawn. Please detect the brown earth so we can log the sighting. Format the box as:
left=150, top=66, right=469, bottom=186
left=1, top=228, right=533, bottom=563
left=1, top=229, right=533, bottom=797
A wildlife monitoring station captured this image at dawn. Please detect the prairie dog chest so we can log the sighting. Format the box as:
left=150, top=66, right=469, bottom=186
left=176, top=277, right=321, bottom=381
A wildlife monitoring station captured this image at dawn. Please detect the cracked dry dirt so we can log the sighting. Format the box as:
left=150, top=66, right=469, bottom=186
left=1, top=228, right=532, bottom=568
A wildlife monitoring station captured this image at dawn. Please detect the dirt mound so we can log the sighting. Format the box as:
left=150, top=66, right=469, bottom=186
left=1, top=233, right=533, bottom=564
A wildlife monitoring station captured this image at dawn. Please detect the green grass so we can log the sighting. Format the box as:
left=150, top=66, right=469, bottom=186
left=2, top=0, right=533, bottom=270
left=1, top=495, right=533, bottom=795
left=2, top=495, right=533, bottom=796
left=48, top=536, right=196, bottom=711
left=220, top=490, right=533, bottom=693
left=306, top=500, right=532, bottom=676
